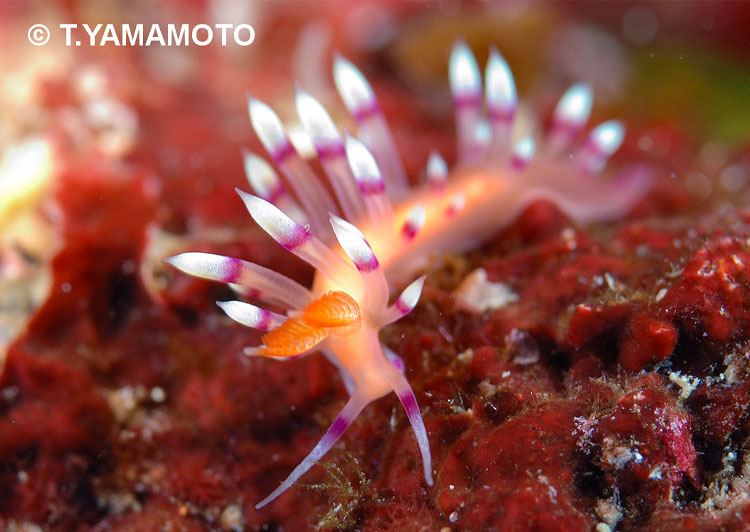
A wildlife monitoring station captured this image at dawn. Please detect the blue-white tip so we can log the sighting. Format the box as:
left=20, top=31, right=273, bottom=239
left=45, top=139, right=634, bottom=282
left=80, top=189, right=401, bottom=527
left=295, top=88, right=341, bottom=146
left=485, top=46, right=516, bottom=113
left=553, top=84, right=593, bottom=127
left=333, top=53, right=376, bottom=115
left=449, top=40, right=481, bottom=99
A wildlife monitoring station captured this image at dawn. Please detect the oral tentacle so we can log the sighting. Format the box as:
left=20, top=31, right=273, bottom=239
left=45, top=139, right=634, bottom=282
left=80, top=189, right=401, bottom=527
left=254, top=389, right=372, bottom=509
left=392, top=372, right=434, bottom=486
left=382, top=344, right=405, bottom=374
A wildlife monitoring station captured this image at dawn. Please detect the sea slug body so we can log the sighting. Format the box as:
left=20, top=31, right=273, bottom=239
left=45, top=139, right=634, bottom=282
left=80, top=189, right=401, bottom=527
left=166, top=40, right=653, bottom=508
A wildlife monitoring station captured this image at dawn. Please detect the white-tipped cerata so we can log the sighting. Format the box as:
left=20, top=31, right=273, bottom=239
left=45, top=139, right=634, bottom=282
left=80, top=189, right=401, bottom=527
left=345, top=132, right=392, bottom=224
left=446, top=193, right=466, bottom=216
left=243, top=150, right=307, bottom=224
left=380, top=274, right=426, bottom=326
left=330, top=214, right=388, bottom=308
left=485, top=46, right=516, bottom=120
left=243, top=150, right=284, bottom=202
left=486, top=46, right=517, bottom=153
left=164, top=252, right=313, bottom=309
left=548, top=84, right=593, bottom=153
left=578, top=120, right=625, bottom=174
left=333, top=54, right=376, bottom=118
left=396, top=275, right=426, bottom=314
left=449, top=40, right=481, bottom=103
left=334, top=53, right=409, bottom=197
left=165, top=252, right=239, bottom=283
left=510, top=135, right=536, bottom=171
left=426, top=150, right=448, bottom=191
left=295, top=88, right=342, bottom=153
left=237, top=189, right=355, bottom=282
left=296, top=90, right=367, bottom=221
left=402, top=204, right=426, bottom=240
left=591, top=120, right=625, bottom=156
left=554, top=84, right=593, bottom=128
left=248, top=96, right=292, bottom=161
left=345, top=134, right=385, bottom=196
left=330, top=215, right=379, bottom=272
left=450, top=41, right=483, bottom=164
left=248, top=96, right=337, bottom=233
left=237, top=189, right=310, bottom=251
left=217, top=300, right=286, bottom=331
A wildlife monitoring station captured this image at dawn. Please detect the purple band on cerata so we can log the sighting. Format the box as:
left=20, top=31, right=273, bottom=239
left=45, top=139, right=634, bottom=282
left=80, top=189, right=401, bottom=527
left=328, top=414, right=349, bottom=439
left=550, top=119, right=584, bottom=139
left=316, top=142, right=347, bottom=160
left=453, top=92, right=481, bottom=109
left=355, top=255, right=380, bottom=273
left=272, top=140, right=296, bottom=165
left=280, top=225, right=312, bottom=251
left=488, top=105, right=516, bottom=123
left=224, top=257, right=244, bottom=283
left=446, top=201, right=463, bottom=217
left=402, top=222, right=419, bottom=240
left=358, top=179, right=386, bottom=196
left=256, top=309, right=273, bottom=330
left=395, top=297, right=411, bottom=314
left=510, top=154, right=528, bottom=172
left=399, top=392, right=419, bottom=416
left=352, top=101, right=381, bottom=122
left=428, top=179, right=446, bottom=192
left=584, top=137, right=605, bottom=157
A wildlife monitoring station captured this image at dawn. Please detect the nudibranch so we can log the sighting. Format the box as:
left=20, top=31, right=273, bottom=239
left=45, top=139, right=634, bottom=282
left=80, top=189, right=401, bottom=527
left=166, top=41, right=652, bottom=508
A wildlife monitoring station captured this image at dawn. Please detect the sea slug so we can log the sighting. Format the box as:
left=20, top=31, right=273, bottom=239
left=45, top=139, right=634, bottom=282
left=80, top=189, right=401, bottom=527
left=166, top=41, right=653, bottom=508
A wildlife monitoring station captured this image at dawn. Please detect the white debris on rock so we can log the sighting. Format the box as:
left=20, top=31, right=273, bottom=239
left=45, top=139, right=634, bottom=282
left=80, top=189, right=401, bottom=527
left=6, top=522, right=43, bottom=532
left=595, top=489, right=622, bottom=532
left=456, top=348, right=474, bottom=364
left=505, top=328, right=540, bottom=365
left=106, top=385, right=146, bottom=424
left=454, top=268, right=518, bottom=313
left=668, top=371, right=701, bottom=401
left=602, top=436, right=643, bottom=469
left=723, top=349, right=750, bottom=386
left=574, top=414, right=598, bottom=453
left=220, top=503, right=245, bottom=532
